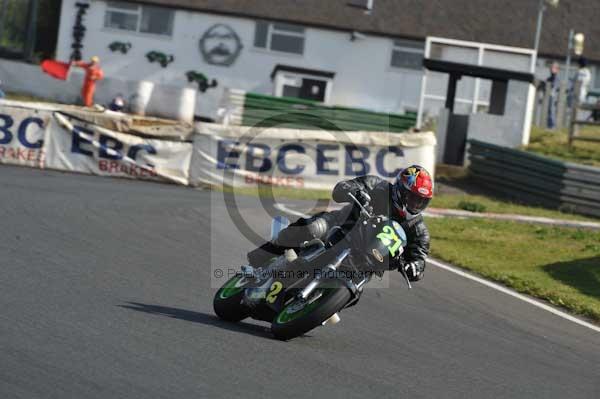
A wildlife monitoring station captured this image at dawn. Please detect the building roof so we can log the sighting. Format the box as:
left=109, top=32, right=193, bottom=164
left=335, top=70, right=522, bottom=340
left=132, top=0, right=600, bottom=62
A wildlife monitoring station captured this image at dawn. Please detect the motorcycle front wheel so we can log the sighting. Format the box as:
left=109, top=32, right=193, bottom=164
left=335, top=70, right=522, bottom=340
left=271, top=279, right=350, bottom=340
left=213, top=274, right=251, bottom=322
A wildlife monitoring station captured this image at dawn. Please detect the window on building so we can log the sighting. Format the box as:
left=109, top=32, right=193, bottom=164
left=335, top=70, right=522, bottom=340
left=104, top=1, right=173, bottom=36
left=390, top=39, right=424, bottom=70
left=140, top=6, right=174, bottom=35
left=104, top=2, right=139, bottom=31
left=254, top=21, right=305, bottom=55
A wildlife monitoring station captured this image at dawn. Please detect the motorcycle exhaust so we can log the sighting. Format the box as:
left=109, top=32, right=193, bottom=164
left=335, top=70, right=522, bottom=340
left=322, top=313, right=341, bottom=325
left=299, top=249, right=351, bottom=300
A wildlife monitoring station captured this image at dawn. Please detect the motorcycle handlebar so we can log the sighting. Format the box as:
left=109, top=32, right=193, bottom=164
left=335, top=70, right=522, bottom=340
left=348, top=191, right=373, bottom=219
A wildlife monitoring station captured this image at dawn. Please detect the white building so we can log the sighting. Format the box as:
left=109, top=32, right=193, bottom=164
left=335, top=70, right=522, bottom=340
left=22, top=0, right=600, bottom=123
left=55, top=0, right=425, bottom=120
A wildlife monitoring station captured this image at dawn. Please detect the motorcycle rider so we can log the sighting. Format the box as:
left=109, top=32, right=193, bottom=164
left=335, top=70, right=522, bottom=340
left=247, top=165, right=433, bottom=281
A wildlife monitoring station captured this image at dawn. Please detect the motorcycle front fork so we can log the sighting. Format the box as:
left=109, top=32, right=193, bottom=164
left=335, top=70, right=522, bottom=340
left=297, top=248, right=351, bottom=300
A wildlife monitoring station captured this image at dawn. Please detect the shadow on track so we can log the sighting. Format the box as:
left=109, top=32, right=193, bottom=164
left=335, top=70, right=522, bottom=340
left=542, top=256, right=600, bottom=300
left=119, top=302, right=273, bottom=339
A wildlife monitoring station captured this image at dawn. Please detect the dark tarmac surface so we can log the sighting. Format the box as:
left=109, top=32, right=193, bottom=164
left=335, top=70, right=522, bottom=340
left=1, top=166, right=599, bottom=398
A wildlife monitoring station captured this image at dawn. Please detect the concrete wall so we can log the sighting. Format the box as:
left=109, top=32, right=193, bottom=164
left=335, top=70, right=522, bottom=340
left=467, top=80, right=534, bottom=148
left=0, top=59, right=196, bottom=122
left=434, top=108, right=450, bottom=162
left=434, top=80, right=535, bottom=164
left=0, top=59, right=82, bottom=103
left=55, top=0, right=424, bottom=120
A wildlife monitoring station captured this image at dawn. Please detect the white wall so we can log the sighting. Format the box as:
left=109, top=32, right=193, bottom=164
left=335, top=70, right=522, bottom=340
left=55, top=0, right=423, bottom=120
left=0, top=58, right=196, bottom=122
left=434, top=80, right=534, bottom=164
left=467, top=81, right=534, bottom=148
left=0, top=59, right=82, bottom=103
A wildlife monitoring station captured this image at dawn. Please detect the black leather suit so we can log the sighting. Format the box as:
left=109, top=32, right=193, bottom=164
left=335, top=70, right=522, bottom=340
left=248, top=175, right=431, bottom=281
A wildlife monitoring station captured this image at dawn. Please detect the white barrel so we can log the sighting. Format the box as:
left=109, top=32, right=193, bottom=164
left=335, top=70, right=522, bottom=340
left=146, top=84, right=196, bottom=123
left=129, top=80, right=154, bottom=116
left=175, top=87, right=196, bottom=123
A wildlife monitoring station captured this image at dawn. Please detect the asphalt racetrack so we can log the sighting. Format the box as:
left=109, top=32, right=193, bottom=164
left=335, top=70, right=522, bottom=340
left=1, top=165, right=599, bottom=398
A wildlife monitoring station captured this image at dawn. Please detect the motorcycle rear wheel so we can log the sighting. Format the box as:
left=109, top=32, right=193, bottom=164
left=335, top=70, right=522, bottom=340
left=271, top=279, right=350, bottom=340
left=213, top=274, right=251, bottom=322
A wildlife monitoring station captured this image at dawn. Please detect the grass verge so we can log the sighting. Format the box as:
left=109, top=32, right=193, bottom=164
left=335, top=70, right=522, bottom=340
left=430, top=193, right=598, bottom=222
left=427, top=217, right=600, bottom=322
left=525, top=126, right=600, bottom=167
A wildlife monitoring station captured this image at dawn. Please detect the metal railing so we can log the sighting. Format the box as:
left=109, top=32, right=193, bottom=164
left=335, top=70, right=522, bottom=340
left=568, top=81, right=600, bottom=146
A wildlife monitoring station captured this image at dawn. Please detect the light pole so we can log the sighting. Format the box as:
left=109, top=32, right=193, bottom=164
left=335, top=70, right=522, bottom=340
left=533, top=0, right=559, bottom=64
left=564, top=30, right=574, bottom=82
left=563, top=31, right=584, bottom=84
left=561, top=32, right=584, bottom=111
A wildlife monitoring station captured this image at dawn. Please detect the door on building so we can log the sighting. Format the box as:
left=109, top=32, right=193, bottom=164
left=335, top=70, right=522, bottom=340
left=298, top=78, right=327, bottom=102
left=281, top=76, right=328, bottom=102
left=272, top=65, right=335, bottom=104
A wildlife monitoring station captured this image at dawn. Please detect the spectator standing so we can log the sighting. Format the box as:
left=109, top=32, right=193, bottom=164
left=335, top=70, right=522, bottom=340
left=72, top=56, right=104, bottom=107
left=575, top=57, right=592, bottom=104
left=568, top=57, right=593, bottom=122
left=546, top=62, right=560, bottom=128
left=0, top=80, right=5, bottom=99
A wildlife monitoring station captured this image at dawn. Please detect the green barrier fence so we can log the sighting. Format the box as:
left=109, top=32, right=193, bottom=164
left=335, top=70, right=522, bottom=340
left=240, top=92, right=416, bottom=133
left=468, top=140, right=600, bottom=217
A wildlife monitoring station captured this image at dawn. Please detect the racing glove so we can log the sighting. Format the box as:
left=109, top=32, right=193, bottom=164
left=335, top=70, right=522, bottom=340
left=403, top=261, right=425, bottom=281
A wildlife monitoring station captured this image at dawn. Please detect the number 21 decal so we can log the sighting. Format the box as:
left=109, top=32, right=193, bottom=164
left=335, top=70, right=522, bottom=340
left=376, top=225, right=402, bottom=257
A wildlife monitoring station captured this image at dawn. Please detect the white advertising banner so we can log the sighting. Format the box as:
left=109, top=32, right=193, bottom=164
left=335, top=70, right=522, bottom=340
left=0, top=104, right=50, bottom=168
left=45, top=113, right=193, bottom=185
left=191, top=123, right=436, bottom=190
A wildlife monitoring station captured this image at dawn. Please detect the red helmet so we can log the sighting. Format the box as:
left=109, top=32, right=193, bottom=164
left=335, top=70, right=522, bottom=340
left=392, top=165, right=433, bottom=215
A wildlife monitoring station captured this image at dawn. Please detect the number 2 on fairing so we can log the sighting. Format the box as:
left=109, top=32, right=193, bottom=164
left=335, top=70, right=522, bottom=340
left=266, top=281, right=283, bottom=303
left=376, top=225, right=402, bottom=257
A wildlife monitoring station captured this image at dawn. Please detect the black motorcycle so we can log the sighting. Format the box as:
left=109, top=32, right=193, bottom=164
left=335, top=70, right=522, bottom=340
left=213, top=192, right=411, bottom=340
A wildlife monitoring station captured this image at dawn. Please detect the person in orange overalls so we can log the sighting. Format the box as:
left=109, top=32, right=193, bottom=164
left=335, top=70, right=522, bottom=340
left=72, top=56, right=104, bottom=107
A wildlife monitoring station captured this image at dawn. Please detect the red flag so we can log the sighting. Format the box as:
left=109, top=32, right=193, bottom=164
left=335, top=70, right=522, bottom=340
left=41, top=60, right=71, bottom=80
